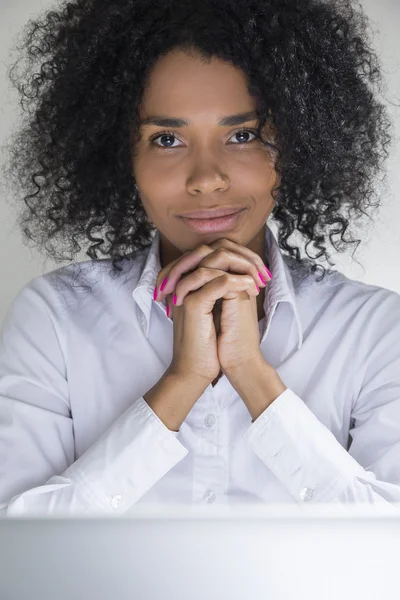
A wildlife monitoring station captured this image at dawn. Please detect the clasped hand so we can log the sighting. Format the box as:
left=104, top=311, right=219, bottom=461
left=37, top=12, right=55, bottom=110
left=154, top=237, right=272, bottom=373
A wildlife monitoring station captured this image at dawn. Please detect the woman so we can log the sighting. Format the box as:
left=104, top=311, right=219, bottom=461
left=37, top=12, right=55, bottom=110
left=1, top=0, right=399, bottom=515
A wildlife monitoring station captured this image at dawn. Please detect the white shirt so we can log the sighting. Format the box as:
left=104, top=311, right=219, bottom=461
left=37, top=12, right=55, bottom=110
left=1, top=225, right=400, bottom=516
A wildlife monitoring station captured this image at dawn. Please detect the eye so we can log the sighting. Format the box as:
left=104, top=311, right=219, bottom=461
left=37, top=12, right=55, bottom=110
left=149, top=128, right=259, bottom=149
left=230, top=129, right=259, bottom=144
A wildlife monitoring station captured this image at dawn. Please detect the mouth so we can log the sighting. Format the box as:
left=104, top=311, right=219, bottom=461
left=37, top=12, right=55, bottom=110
left=179, top=208, right=247, bottom=233
left=179, top=207, right=245, bottom=219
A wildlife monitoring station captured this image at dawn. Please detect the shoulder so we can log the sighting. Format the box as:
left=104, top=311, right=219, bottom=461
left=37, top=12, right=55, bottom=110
left=8, top=252, right=147, bottom=324
left=287, top=255, right=399, bottom=304
left=288, top=257, right=400, bottom=333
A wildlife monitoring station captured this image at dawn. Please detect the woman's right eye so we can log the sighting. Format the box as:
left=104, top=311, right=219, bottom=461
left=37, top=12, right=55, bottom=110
left=149, top=131, right=181, bottom=148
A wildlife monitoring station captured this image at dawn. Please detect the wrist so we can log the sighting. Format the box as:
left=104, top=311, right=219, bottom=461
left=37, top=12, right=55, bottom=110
left=144, top=367, right=209, bottom=432
left=225, top=358, right=287, bottom=421
left=166, top=365, right=212, bottom=390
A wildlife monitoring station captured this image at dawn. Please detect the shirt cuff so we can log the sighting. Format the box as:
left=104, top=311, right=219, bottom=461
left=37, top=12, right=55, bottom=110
left=243, top=388, right=366, bottom=502
left=65, top=396, right=188, bottom=513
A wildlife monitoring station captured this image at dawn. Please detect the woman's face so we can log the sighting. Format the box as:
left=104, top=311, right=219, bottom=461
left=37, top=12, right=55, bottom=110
left=132, top=49, right=279, bottom=266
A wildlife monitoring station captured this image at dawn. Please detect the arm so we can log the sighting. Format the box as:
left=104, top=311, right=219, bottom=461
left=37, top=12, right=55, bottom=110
left=0, top=278, right=203, bottom=516
left=144, top=367, right=210, bottom=433
left=227, top=290, right=400, bottom=505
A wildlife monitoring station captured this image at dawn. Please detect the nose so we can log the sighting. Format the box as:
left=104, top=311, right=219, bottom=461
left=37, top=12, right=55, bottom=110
left=186, top=144, right=231, bottom=194
left=188, top=171, right=230, bottom=195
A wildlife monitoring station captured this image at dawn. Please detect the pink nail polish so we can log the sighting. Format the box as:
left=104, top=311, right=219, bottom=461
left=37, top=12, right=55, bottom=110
left=173, top=293, right=177, bottom=305
left=160, top=277, right=169, bottom=292
left=256, top=285, right=260, bottom=293
left=258, top=272, right=266, bottom=285
left=265, top=266, right=273, bottom=279
left=153, top=287, right=158, bottom=301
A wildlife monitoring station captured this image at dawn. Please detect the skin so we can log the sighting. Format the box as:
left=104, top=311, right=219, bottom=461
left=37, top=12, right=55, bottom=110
left=132, top=49, right=279, bottom=325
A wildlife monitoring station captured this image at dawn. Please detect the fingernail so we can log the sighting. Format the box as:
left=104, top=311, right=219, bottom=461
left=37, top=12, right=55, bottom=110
left=256, top=285, right=260, bottom=293
left=265, top=266, right=273, bottom=279
left=258, top=272, right=267, bottom=285
left=166, top=304, right=170, bottom=318
left=153, top=286, right=158, bottom=301
left=160, top=277, right=169, bottom=292
left=173, top=293, right=177, bottom=305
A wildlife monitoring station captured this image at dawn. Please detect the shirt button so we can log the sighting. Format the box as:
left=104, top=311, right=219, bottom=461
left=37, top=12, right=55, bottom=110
left=300, top=487, right=314, bottom=502
left=203, top=489, right=216, bottom=503
left=111, top=494, right=122, bottom=509
left=204, top=414, right=216, bottom=429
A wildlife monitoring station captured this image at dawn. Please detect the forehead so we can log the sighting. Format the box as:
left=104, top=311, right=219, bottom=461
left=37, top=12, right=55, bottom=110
left=139, top=51, right=254, bottom=119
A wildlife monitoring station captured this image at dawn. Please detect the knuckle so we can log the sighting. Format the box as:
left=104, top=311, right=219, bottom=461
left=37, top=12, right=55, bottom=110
left=197, top=266, right=211, bottom=278
left=248, top=274, right=256, bottom=286
left=211, top=238, right=228, bottom=248
left=215, top=247, right=230, bottom=259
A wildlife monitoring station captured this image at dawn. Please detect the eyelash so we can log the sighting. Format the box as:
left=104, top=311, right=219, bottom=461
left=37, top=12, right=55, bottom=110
left=148, top=128, right=260, bottom=148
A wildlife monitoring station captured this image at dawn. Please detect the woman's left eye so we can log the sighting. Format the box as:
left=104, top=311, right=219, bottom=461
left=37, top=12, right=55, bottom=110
left=149, top=128, right=259, bottom=148
left=230, top=129, right=258, bottom=144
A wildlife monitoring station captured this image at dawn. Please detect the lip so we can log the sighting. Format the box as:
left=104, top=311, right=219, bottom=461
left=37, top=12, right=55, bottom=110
left=179, top=207, right=245, bottom=219
left=179, top=208, right=247, bottom=233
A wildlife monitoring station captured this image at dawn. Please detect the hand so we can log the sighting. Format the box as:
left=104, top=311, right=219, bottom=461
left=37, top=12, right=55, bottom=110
left=154, top=238, right=272, bottom=374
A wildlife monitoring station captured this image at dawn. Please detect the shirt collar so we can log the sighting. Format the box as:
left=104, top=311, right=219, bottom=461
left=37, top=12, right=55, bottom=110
left=132, top=225, right=304, bottom=350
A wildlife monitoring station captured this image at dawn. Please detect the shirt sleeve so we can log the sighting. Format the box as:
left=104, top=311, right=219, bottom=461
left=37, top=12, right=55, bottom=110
left=0, top=278, right=188, bottom=517
left=243, top=288, right=400, bottom=505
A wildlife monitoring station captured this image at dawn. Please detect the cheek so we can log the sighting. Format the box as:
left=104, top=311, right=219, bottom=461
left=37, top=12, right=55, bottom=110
left=139, top=178, right=181, bottom=215
left=238, top=155, right=277, bottom=185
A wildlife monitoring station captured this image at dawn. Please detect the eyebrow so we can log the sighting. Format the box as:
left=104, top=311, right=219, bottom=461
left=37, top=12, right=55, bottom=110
left=139, top=110, right=259, bottom=128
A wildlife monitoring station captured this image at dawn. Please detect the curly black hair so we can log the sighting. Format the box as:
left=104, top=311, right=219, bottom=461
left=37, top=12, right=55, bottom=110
left=0, top=0, right=394, bottom=284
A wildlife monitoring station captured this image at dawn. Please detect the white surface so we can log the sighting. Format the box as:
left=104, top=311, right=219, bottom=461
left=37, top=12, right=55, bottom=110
left=1, top=505, right=400, bottom=600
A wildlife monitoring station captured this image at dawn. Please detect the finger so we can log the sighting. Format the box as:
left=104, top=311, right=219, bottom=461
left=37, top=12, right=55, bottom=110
left=157, top=245, right=266, bottom=303
left=197, top=248, right=266, bottom=292
left=155, top=238, right=272, bottom=302
left=184, top=272, right=259, bottom=313
left=154, top=252, right=190, bottom=299
left=173, top=269, right=260, bottom=307
left=209, top=238, right=272, bottom=282
left=155, top=244, right=214, bottom=300
left=163, top=248, right=265, bottom=305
